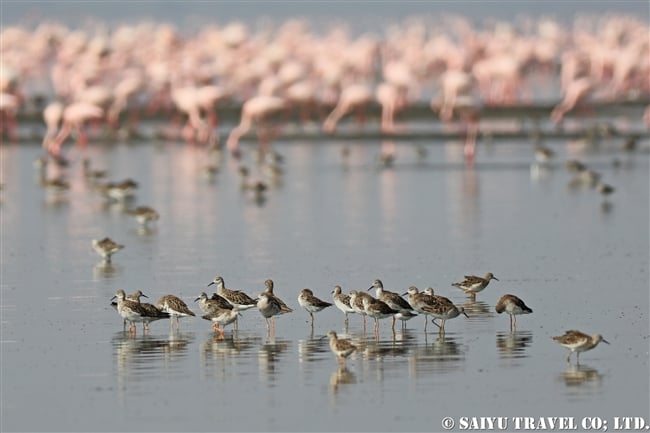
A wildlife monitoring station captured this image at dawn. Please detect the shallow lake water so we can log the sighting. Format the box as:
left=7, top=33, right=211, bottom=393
left=1, top=117, right=649, bottom=431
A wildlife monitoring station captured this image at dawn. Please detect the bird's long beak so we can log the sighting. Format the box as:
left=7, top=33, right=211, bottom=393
left=401, top=292, right=408, bottom=296
left=141, top=293, right=149, bottom=298
left=492, top=277, right=499, bottom=281
left=367, top=286, right=374, bottom=291
left=602, top=338, right=610, bottom=344
left=462, top=310, right=469, bottom=318
left=194, top=297, right=200, bottom=302
left=207, top=281, right=215, bottom=287
left=110, top=296, right=116, bottom=301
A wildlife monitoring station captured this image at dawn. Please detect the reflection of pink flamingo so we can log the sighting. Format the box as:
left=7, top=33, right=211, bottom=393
left=462, top=110, right=480, bottom=165
left=323, top=83, right=373, bottom=134
left=226, top=95, right=286, bottom=158
left=46, top=102, right=104, bottom=157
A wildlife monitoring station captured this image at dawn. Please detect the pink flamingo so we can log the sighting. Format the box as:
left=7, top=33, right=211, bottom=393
left=432, top=70, right=480, bottom=165
left=375, top=83, right=406, bottom=162
left=42, top=101, right=64, bottom=149
left=435, top=70, right=476, bottom=123
left=171, top=86, right=213, bottom=144
left=323, top=83, right=373, bottom=134
left=107, top=70, right=144, bottom=130
left=0, top=93, right=19, bottom=142
left=550, top=76, right=594, bottom=125
left=196, top=84, right=230, bottom=133
left=46, top=102, right=104, bottom=157
left=375, top=82, right=409, bottom=134
left=226, top=95, right=287, bottom=158
left=285, top=79, right=321, bottom=126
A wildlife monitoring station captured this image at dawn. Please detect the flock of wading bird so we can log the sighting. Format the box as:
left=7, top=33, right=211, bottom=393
left=110, top=273, right=608, bottom=365
left=1, top=13, right=648, bottom=168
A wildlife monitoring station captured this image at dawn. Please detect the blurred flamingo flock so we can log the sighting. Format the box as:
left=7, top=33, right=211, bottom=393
left=1, top=14, right=648, bottom=157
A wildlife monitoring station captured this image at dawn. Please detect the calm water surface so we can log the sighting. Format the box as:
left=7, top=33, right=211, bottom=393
left=1, top=122, right=649, bottom=431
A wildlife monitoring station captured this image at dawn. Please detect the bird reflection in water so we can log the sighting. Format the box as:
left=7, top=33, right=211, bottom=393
left=600, top=200, right=614, bottom=214
left=558, top=364, right=603, bottom=394
left=113, top=331, right=193, bottom=405
left=461, top=299, right=494, bottom=321
left=530, top=162, right=553, bottom=183
left=258, top=336, right=291, bottom=383
left=134, top=225, right=158, bottom=237
left=390, top=328, right=418, bottom=346
left=93, top=260, right=120, bottom=280
left=329, top=365, right=357, bottom=398
left=99, top=198, right=130, bottom=214
left=113, top=331, right=193, bottom=376
left=200, top=334, right=259, bottom=380
left=359, top=336, right=410, bottom=362
left=409, top=332, right=464, bottom=377
left=429, top=332, right=463, bottom=359
left=377, top=140, right=396, bottom=168
left=160, top=331, right=193, bottom=359
left=298, top=332, right=330, bottom=364
left=496, top=331, right=533, bottom=359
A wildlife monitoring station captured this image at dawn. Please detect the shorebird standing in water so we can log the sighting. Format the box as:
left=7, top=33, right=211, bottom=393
left=327, top=330, right=357, bottom=365
left=368, top=279, right=414, bottom=330
left=257, top=292, right=292, bottom=333
left=298, top=288, right=332, bottom=329
left=452, top=272, right=499, bottom=299
left=404, top=286, right=438, bottom=332
left=155, top=294, right=195, bottom=330
left=552, top=330, right=609, bottom=364
left=207, top=276, right=257, bottom=330
left=92, top=237, right=124, bottom=263
left=126, top=206, right=160, bottom=227
left=495, top=294, right=533, bottom=331
left=332, top=286, right=355, bottom=327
